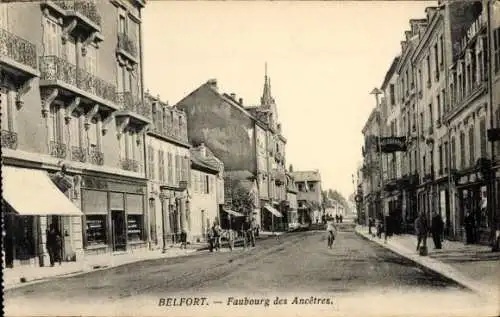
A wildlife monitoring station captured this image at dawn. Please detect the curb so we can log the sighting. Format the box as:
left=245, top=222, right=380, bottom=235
left=353, top=228, right=491, bottom=297
left=4, top=249, right=199, bottom=291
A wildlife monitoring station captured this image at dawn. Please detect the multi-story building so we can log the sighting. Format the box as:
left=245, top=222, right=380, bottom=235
left=175, top=71, right=287, bottom=231
left=444, top=1, right=491, bottom=243
left=188, top=143, right=224, bottom=242
left=292, top=170, right=322, bottom=225
left=144, top=92, right=190, bottom=249
left=1, top=0, right=149, bottom=268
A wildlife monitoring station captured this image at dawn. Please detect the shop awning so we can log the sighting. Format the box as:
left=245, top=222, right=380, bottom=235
left=2, top=166, right=84, bottom=216
left=264, top=204, right=283, bottom=217
left=223, top=208, right=245, bottom=217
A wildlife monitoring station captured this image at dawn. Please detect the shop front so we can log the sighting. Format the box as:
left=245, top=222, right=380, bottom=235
left=261, top=202, right=283, bottom=232
left=81, top=174, right=148, bottom=255
left=454, top=169, right=490, bottom=245
left=435, top=180, right=452, bottom=239
left=2, top=165, right=84, bottom=268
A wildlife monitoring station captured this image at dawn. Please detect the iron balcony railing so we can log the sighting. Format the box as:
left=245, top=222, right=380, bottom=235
left=0, top=27, right=37, bottom=70
left=50, top=140, right=67, bottom=159
left=89, top=148, right=104, bottom=165
left=1, top=130, right=18, bottom=150
left=117, top=32, right=138, bottom=58
left=40, top=56, right=117, bottom=103
left=121, top=158, right=139, bottom=172
left=70, top=146, right=87, bottom=162
left=116, top=92, right=152, bottom=119
left=52, top=0, right=102, bottom=27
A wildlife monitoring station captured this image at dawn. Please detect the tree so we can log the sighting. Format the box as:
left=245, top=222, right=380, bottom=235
left=225, top=178, right=255, bottom=215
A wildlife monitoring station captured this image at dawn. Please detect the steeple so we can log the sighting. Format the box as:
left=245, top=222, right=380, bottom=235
left=260, top=62, right=275, bottom=107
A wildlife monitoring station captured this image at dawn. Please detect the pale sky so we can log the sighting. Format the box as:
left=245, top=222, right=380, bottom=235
left=143, top=0, right=435, bottom=200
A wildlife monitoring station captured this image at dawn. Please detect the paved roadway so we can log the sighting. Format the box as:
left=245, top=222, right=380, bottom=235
left=6, top=225, right=493, bottom=317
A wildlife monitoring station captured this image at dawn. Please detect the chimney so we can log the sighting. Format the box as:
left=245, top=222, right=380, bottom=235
left=239, top=98, right=243, bottom=105
left=207, top=79, right=218, bottom=91
left=199, top=143, right=206, bottom=157
left=230, top=93, right=236, bottom=100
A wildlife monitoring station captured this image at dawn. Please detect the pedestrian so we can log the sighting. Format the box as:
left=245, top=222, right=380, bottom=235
left=335, top=214, right=339, bottom=223
left=180, top=230, right=187, bottom=249
left=368, top=217, right=373, bottom=235
left=464, top=210, right=475, bottom=244
left=241, top=217, right=255, bottom=248
left=376, top=218, right=383, bottom=239
left=431, top=211, right=444, bottom=249
left=415, top=212, right=428, bottom=253
left=339, top=214, right=343, bottom=223
left=46, top=224, right=62, bottom=266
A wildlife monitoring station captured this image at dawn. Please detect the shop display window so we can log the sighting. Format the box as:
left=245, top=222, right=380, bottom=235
left=86, top=215, right=107, bottom=246
left=127, top=215, right=143, bottom=241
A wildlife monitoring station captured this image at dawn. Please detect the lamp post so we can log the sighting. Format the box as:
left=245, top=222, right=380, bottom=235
left=370, top=87, right=387, bottom=242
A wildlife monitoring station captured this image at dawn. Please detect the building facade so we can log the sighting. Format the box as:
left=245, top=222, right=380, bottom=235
left=175, top=70, right=288, bottom=231
left=145, top=92, right=190, bottom=249
left=1, top=0, right=150, bottom=267
left=188, top=144, right=224, bottom=243
left=361, top=0, right=500, bottom=246
left=292, top=170, right=322, bottom=225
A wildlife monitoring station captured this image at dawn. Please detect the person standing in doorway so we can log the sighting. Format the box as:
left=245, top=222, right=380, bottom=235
left=46, top=224, right=62, bottom=266
left=415, top=212, right=428, bottom=252
left=431, top=211, right=444, bottom=249
left=464, top=210, right=475, bottom=244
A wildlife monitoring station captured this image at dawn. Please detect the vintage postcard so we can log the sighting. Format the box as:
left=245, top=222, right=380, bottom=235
left=1, top=0, right=500, bottom=316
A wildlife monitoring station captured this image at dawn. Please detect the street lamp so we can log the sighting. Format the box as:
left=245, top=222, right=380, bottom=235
left=370, top=87, right=387, bottom=243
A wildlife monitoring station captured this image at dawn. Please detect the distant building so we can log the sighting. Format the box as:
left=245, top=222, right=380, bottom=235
left=292, top=170, right=322, bottom=225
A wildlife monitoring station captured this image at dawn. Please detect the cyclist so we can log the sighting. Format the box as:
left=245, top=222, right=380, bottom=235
left=326, top=220, right=336, bottom=248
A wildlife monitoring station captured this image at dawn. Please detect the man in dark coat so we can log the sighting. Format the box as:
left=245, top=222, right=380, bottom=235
left=46, top=224, right=62, bottom=266
left=415, top=212, right=428, bottom=252
left=431, top=211, right=444, bottom=249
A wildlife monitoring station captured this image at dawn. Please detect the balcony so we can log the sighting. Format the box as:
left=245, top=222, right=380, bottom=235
left=1, top=130, right=18, bottom=150
left=121, top=158, right=139, bottom=172
left=70, top=146, right=87, bottom=162
left=88, top=148, right=104, bottom=165
left=116, top=32, right=138, bottom=67
left=115, top=92, right=152, bottom=128
left=39, top=56, right=118, bottom=111
left=0, top=28, right=38, bottom=77
left=50, top=141, right=67, bottom=159
left=41, top=1, right=103, bottom=48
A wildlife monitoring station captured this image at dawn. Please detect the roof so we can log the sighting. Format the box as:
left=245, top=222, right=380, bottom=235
left=291, top=170, right=321, bottom=182
left=189, top=149, right=220, bottom=174
left=380, top=56, right=400, bottom=90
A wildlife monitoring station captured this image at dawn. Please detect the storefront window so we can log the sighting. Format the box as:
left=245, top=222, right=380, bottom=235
left=127, top=215, right=143, bottom=241
left=86, top=215, right=107, bottom=246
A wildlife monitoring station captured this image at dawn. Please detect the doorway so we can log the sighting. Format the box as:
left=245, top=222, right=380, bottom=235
left=111, top=210, right=126, bottom=252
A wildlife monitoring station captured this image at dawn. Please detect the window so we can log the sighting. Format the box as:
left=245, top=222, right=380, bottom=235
left=434, top=43, right=439, bottom=80
left=437, top=95, right=441, bottom=122
left=147, top=145, right=154, bottom=179
left=429, top=103, right=433, bottom=127
left=0, top=4, right=8, bottom=29
left=175, top=154, right=180, bottom=183
left=88, top=117, right=101, bottom=152
left=439, top=35, right=444, bottom=66
left=0, top=86, right=15, bottom=132
left=480, top=117, right=487, bottom=158
left=468, top=126, right=475, bottom=166
left=426, top=54, right=431, bottom=85
left=49, top=104, right=63, bottom=142
left=390, top=84, right=395, bottom=105
left=438, top=144, right=443, bottom=172
left=85, top=215, right=107, bottom=246
left=205, top=175, right=210, bottom=194
left=85, top=45, right=97, bottom=75
left=451, top=137, right=456, bottom=169
left=127, top=215, right=143, bottom=241
left=444, top=141, right=449, bottom=171
left=423, top=155, right=426, bottom=175
left=420, top=112, right=424, bottom=133
left=442, top=88, right=447, bottom=114
left=494, top=28, right=500, bottom=74
left=44, top=17, right=60, bottom=57
left=119, top=14, right=126, bottom=34
left=460, top=131, right=466, bottom=169
left=69, top=111, right=82, bottom=150
left=159, top=150, right=165, bottom=183
left=167, top=152, right=173, bottom=184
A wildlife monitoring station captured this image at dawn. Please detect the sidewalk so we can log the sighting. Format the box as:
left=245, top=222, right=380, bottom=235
left=3, top=247, right=199, bottom=290
left=355, top=225, right=499, bottom=301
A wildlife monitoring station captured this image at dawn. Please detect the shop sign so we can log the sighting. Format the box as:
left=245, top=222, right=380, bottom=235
left=378, top=136, right=407, bottom=153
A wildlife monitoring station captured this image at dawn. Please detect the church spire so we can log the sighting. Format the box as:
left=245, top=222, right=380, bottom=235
left=261, top=62, right=275, bottom=107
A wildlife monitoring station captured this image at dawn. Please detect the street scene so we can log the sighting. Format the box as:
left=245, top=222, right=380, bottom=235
left=1, top=0, right=500, bottom=316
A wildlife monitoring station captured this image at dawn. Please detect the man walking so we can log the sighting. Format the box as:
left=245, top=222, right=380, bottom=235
left=241, top=217, right=255, bottom=248
left=415, top=212, right=428, bottom=253
left=431, top=211, right=444, bottom=249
